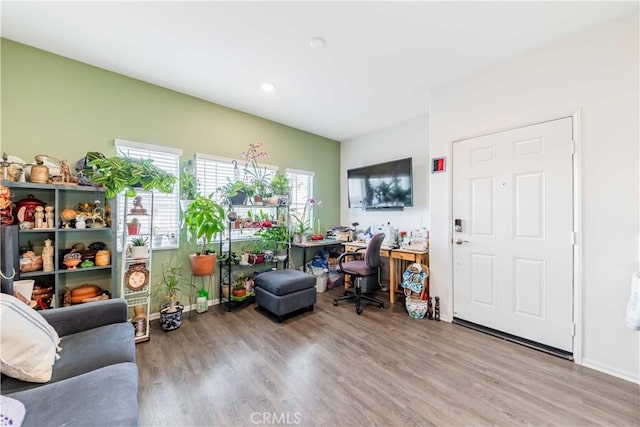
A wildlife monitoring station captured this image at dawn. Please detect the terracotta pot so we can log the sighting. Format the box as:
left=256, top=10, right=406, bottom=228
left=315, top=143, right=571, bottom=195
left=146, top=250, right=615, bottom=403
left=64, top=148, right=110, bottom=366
left=189, top=253, right=216, bottom=276
left=232, top=288, right=246, bottom=297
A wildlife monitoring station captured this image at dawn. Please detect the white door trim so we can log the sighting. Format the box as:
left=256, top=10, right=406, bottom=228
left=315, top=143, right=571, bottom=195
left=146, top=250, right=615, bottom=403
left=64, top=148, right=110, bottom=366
left=449, top=111, right=583, bottom=362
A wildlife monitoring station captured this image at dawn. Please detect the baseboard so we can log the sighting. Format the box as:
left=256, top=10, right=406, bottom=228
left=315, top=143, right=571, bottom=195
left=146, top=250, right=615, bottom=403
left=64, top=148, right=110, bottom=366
left=149, top=298, right=221, bottom=321
left=581, top=358, right=640, bottom=384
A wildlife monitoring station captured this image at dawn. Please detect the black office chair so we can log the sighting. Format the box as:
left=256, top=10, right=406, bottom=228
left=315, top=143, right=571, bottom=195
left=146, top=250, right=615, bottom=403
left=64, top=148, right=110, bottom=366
left=333, top=233, right=385, bottom=315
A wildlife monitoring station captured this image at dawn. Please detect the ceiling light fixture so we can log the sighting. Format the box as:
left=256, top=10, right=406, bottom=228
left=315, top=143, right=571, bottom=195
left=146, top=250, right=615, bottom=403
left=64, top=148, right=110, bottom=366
left=261, top=82, right=275, bottom=93
left=309, top=36, right=326, bottom=50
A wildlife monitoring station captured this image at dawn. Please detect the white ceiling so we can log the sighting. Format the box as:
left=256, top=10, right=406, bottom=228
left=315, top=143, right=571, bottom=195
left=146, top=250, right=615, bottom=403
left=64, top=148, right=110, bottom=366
left=1, top=1, right=637, bottom=141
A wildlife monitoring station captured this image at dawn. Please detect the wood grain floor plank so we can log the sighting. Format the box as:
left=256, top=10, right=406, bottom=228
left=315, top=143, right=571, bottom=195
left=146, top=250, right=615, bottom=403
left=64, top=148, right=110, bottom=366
left=137, top=288, right=639, bottom=426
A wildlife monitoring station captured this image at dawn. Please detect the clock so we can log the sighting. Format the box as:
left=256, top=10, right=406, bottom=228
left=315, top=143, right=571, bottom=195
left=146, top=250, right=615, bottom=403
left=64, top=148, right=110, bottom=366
left=125, top=263, right=149, bottom=291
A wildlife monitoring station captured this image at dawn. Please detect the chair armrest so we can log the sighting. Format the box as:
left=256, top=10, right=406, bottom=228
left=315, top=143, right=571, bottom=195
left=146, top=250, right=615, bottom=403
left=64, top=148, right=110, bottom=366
left=40, top=298, right=128, bottom=337
left=337, top=249, right=365, bottom=272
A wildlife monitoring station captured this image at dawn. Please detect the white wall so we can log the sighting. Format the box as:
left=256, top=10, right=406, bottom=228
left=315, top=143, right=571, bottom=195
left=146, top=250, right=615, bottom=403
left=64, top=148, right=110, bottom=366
left=341, top=115, right=429, bottom=233
left=430, top=11, right=639, bottom=382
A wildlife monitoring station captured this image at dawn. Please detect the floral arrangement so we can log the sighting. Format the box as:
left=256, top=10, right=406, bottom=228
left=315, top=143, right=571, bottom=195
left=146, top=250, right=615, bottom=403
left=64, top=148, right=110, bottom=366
left=291, top=198, right=322, bottom=235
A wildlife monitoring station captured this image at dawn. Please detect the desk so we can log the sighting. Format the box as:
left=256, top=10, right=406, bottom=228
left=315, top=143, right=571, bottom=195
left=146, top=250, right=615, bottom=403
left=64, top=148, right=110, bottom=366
left=343, top=243, right=428, bottom=304
left=291, top=239, right=343, bottom=268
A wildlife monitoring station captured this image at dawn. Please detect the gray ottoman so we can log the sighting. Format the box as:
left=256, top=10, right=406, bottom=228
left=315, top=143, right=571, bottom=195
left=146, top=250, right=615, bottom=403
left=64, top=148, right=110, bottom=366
left=254, top=269, right=316, bottom=322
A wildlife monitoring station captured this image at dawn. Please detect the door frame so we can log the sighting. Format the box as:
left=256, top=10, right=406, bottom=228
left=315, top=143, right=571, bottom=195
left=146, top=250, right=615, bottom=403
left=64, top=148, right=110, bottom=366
left=449, top=110, right=583, bottom=363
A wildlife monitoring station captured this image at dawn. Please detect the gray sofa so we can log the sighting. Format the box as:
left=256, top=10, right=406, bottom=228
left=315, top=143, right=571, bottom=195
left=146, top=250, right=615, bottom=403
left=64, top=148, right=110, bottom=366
left=1, top=298, right=138, bottom=426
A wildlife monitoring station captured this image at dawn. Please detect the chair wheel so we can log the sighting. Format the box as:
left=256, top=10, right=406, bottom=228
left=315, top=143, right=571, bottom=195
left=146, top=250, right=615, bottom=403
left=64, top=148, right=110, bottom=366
left=343, top=291, right=349, bottom=296
left=333, top=300, right=338, bottom=306
left=356, top=308, right=363, bottom=315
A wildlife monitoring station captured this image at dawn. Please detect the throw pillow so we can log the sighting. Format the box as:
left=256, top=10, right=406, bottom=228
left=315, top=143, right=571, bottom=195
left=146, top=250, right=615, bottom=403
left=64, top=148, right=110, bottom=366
left=0, top=293, right=61, bottom=383
left=0, top=395, right=26, bottom=427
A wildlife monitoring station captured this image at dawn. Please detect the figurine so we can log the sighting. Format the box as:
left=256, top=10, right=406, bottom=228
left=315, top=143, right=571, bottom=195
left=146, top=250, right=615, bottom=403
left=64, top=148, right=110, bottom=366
left=75, top=215, right=87, bottom=229
left=60, top=160, right=72, bottom=183
left=434, top=296, right=441, bottom=321
left=34, top=206, right=45, bottom=229
left=130, top=196, right=147, bottom=214
left=427, top=296, right=434, bottom=320
left=45, top=206, right=54, bottom=228
left=42, top=239, right=54, bottom=272
left=0, top=185, right=13, bottom=225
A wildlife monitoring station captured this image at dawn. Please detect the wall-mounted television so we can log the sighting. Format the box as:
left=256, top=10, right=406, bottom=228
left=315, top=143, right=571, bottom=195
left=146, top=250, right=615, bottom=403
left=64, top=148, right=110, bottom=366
left=347, top=157, right=413, bottom=210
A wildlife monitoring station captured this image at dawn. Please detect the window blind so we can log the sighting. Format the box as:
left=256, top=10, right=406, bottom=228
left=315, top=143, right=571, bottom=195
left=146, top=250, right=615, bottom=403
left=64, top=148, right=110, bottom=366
left=287, top=169, right=314, bottom=230
left=115, top=140, right=181, bottom=250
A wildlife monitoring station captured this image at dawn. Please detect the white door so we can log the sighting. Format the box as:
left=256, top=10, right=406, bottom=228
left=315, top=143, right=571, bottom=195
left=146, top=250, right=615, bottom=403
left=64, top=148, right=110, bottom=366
left=452, top=118, right=574, bottom=352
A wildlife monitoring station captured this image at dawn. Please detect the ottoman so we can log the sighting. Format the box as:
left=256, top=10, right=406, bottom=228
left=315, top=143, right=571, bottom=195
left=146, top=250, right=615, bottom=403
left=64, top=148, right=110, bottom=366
left=254, top=269, right=316, bottom=322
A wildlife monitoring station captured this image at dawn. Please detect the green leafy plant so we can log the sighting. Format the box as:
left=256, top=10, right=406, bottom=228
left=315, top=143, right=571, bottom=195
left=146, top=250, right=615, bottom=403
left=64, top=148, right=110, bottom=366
left=159, top=261, right=188, bottom=312
left=270, top=173, right=290, bottom=195
left=257, top=225, right=290, bottom=251
left=180, top=159, right=199, bottom=200
left=183, top=194, right=226, bottom=255
left=130, top=237, right=148, bottom=247
left=85, top=154, right=177, bottom=199
left=216, top=180, right=255, bottom=205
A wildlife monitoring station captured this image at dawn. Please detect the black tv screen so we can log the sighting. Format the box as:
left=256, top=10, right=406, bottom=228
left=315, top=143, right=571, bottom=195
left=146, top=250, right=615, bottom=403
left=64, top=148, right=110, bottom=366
left=347, top=158, right=413, bottom=209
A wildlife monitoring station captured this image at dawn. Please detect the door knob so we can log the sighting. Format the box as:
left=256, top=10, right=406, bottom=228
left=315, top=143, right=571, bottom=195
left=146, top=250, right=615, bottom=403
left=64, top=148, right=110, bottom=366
left=455, top=239, right=469, bottom=245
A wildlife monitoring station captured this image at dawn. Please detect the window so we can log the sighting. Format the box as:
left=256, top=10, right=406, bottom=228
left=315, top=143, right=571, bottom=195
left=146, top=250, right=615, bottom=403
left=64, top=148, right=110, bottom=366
left=195, top=153, right=277, bottom=203
left=287, top=169, right=314, bottom=230
left=115, top=139, right=181, bottom=250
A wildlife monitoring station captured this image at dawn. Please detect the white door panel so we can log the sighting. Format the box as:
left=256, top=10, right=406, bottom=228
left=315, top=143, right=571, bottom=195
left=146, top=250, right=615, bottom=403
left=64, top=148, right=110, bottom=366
left=453, top=118, right=573, bottom=352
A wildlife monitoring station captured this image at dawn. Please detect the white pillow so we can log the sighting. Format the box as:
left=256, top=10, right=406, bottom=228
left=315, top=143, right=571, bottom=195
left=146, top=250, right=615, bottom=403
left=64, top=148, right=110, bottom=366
left=0, top=395, right=26, bottom=427
left=0, top=293, right=61, bottom=383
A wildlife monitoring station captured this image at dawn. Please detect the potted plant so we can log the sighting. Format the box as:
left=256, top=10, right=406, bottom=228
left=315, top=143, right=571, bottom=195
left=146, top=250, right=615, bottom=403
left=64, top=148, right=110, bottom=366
left=183, top=193, right=226, bottom=276
left=158, top=261, right=187, bottom=331
left=242, top=142, right=271, bottom=205
left=127, top=217, right=141, bottom=235
left=216, top=179, right=255, bottom=206
left=180, top=159, right=199, bottom=211
left=84, top=153, right=177, bottom=199
left=129, top=236, right=149, bottom=259
left=269, top=173, right=290, bottom=205
left=232, top=278, right=246, bottom=298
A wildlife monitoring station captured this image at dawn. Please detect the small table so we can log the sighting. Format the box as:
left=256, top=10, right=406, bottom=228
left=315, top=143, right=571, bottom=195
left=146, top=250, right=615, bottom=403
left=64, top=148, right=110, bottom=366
left=342, top=242, right=429, bottom=304
left=291, top=238, right=343, bottom=268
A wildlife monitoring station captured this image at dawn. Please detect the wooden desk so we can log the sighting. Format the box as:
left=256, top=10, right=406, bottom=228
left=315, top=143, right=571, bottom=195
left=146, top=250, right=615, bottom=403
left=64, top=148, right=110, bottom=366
left=343, top=243, right=428, bottom=304
left=291, top=239, right=343, bottom=268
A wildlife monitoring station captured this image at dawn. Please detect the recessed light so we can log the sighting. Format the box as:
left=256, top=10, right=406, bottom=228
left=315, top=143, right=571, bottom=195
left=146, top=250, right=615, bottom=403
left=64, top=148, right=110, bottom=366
left=309, top=36, right=326, bottom=50
left=261, top=82, right=275, bottom=93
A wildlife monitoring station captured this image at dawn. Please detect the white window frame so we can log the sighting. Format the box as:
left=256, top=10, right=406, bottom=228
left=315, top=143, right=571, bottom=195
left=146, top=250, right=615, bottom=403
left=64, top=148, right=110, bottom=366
left=195, top=153, right=278, bottom=241
left=287, top=168, right=315, bottom=232
left=115, top=138, right=182, bottom=250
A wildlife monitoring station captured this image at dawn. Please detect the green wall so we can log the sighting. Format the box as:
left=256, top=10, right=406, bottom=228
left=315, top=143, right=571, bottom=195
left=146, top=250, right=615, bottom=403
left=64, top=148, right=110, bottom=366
left=1, top=38, right=340, bottom=307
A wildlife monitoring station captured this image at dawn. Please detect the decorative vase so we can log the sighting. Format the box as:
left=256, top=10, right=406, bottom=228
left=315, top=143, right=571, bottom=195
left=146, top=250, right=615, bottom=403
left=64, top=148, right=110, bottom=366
left=127, top=222, right=141, bottom=235
left=132, top=304, right=147, bottom=337
left=160, top=303, right=184, bottom=331
left=95, top=249, right=111, bottom=266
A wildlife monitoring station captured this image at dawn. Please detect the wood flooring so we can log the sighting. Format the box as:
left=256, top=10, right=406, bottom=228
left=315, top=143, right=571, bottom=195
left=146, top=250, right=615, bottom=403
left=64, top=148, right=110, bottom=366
left=136, top=287, right=639, bottom=426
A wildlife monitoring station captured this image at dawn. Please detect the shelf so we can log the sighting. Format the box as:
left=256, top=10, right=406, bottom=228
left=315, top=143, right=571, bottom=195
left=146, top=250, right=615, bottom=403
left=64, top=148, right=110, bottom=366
left=127, top=297, right=149, bottom=307
left=0, top=181, right=105, bottom=192
left=123, top=286, right=149, bottom=297
left=58, top=227, right=111, bottom=232
left=19, top=270, right=55, bottom=278
left=57, top=265, right=112, bottom=274
left=18, top=228, right=56, bottom=233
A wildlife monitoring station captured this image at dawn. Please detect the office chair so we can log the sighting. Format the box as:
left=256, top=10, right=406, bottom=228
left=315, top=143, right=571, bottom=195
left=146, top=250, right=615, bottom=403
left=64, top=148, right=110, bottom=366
left=333, top=233, right=385, bottom=315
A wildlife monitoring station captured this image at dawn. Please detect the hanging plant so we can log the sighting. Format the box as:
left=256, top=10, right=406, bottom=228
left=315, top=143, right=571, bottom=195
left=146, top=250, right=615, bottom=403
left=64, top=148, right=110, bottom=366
left=84, top=154, right=177, bottom=199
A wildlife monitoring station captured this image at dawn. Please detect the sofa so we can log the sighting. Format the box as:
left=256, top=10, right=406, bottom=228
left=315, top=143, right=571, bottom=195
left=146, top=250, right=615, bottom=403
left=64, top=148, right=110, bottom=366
left=1, top=297, right=138, bottom=426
